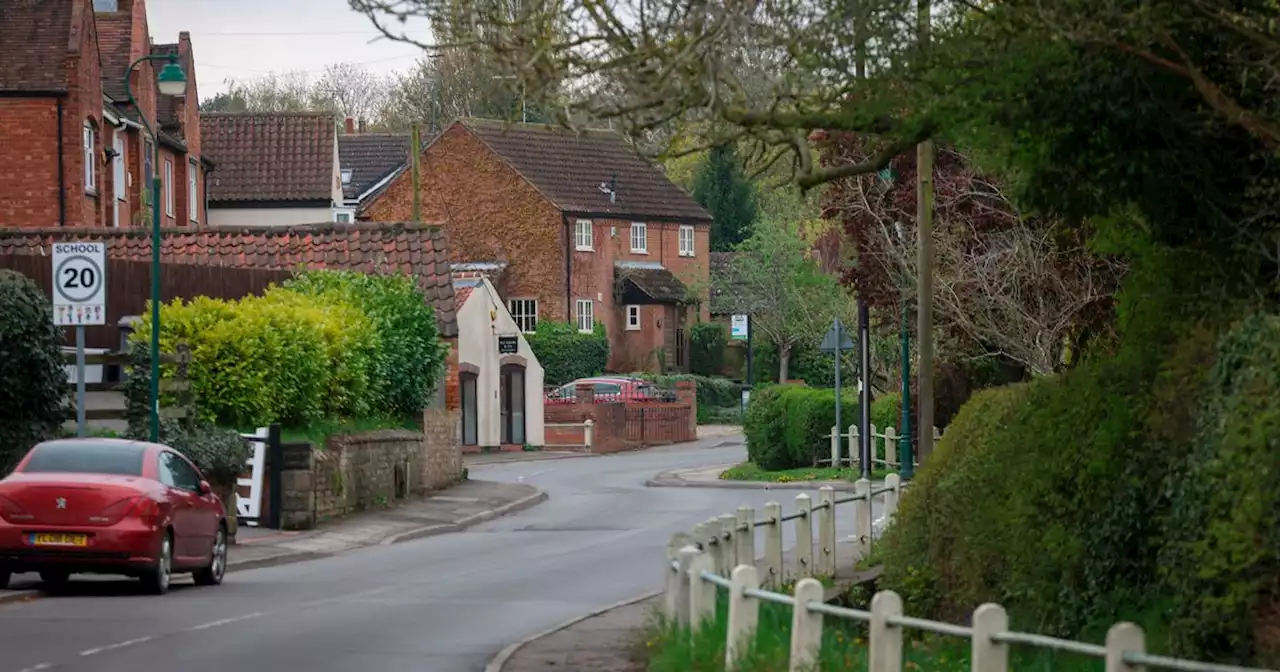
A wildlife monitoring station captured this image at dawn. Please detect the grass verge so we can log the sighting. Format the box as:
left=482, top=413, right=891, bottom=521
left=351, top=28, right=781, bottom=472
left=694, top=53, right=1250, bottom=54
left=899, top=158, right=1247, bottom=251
left=719, top=462, right=894, bottom=484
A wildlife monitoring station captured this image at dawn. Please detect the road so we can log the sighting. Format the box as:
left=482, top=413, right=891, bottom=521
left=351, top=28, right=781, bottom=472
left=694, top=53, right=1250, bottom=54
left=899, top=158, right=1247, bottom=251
left=0, top=438, right=876, bottom=672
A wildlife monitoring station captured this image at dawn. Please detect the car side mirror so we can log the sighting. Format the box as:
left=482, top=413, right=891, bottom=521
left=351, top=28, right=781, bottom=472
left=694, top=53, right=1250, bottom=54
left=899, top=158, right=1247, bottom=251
left=197, top=480, right=212, bottom=495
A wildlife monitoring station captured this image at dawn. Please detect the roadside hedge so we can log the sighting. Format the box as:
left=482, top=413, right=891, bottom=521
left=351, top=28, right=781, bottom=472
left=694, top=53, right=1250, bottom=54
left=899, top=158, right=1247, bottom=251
left=689, top=322, right=727, bottom=376
left=134, top=271, right=445, bottom=429
left=744, top=384, right=859, bottom=470
left=0, top=271, right=68, bottom=473
left=525, top=320, right=608, bottom=385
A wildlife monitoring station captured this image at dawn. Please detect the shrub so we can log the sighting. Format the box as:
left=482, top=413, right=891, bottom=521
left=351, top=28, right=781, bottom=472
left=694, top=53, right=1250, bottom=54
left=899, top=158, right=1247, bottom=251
left=525, top=320, right=608, bottom=385
left=689, top=322, right=727, bottom=376
left=126, top=416, right=248, bottom=487
left=285, top=271, right=446, bottom=417
left=744, top=384, right=859, bottom=470
left=870, top=393, right=901, bottom=431
left=632, top=372, right=742, bottom=408
left=0, top=271, right=68, bottom=473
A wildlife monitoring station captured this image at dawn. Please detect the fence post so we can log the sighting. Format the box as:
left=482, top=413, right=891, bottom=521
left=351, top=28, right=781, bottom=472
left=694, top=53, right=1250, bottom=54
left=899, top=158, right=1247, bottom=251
left=688, top=550, right=717, bottom=632
left=736, top=506, right=755, bottom=566
left=884, top=426, right=898, bottom=470
left=883, top=473, right=901, bottom=522
left=848, top=425, right=859, bottom=470
left=869, top=590, right=904, bottom=672
left=664, top=532, right=692, bottom=619
left=726, top=564, right=760, bottom=668
left=764, top=501, right=783, bottom=585
left=583, top=419, right=595, bottom=453
left=793, top=493, right=813, bottom=577
left=853, top=478, right=872, bottom=559
left=817, top=486, right=836, bottom=576
left=718, top=513, right=738, bottom=573
left=1105, top=622, right=1145, bottom=672
left=933, top=425, right=941, bottom=445
left=870, top=423, right=879, bottom=464
left=971, top=603, right=1009, bottom=672
left=788, top=577, right=825, bottom=672
left=704, top=517, right=725, bottom=572
left=830, top=425, right=840, bottom=467
left=673, top=545, right=701, bottom=627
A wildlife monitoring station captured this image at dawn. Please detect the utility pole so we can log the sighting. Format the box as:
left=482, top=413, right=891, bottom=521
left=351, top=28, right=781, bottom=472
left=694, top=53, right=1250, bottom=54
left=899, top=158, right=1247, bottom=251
left=916, top=0, right=936, bottom=463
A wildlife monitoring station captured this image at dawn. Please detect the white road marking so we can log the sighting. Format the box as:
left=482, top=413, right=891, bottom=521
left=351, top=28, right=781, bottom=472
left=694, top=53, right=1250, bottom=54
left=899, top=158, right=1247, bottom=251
left=187, top=612, right=264, bottom=631
left=17, top=663, right=53, bottom=672
left=78, top=636, right=153, bottom=656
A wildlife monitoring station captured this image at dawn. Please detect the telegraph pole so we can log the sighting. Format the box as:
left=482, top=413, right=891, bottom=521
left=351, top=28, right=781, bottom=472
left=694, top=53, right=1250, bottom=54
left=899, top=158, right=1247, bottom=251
left=915, top=0, right=936, bottom=463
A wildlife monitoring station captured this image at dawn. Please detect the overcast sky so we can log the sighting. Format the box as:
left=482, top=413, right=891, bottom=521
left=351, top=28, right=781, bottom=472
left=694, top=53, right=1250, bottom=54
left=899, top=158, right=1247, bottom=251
left=147, top=0, right=433, bottom=101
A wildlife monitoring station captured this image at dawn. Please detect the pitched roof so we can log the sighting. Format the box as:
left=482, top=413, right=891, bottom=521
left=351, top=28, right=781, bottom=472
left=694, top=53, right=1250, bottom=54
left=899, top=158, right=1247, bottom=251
left=458, top=119, right=712, bottom=222
left=0, top=0, right=75, bottom=92
left=453, top=283, right=476, bottom=308
left=96, top=12, right=133, bottom=101
left=200, top=112, right=337, bottom=203
left=338, top=134, right=411, bottom=200
left=614, top=262, right=691, bottom=304
left=0, top=223, right=458, bottom=337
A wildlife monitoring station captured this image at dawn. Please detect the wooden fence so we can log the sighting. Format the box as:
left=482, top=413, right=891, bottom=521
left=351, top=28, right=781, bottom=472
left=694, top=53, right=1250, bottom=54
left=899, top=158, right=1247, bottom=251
left=62, top=345, right=193, bottom=422
left=1, top=254, right=292, bottom=349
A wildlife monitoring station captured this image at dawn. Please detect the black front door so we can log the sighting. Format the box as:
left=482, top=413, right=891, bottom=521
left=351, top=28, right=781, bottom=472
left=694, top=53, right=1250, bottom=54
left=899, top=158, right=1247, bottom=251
left=500, top=365, right=526, bottom=445
left=460, top=372, right=478, bottom=446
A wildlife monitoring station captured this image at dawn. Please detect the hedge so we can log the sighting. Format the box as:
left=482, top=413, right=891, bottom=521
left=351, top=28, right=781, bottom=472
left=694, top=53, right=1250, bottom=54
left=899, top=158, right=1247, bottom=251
left=525, top=320, right=608, bottom=385
left=632, top=372, right=741, bottom=408
left=689, top=322, right=727, bottom=376
left=744, top=385, right=859, bottom=470
left=134, top=272, right=445, bottom=429
left=0, top=271, right=68, bottom=473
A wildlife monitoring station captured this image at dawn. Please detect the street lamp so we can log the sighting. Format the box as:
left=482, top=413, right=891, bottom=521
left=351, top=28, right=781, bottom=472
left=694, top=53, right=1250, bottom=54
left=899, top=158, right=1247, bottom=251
left=124, top=53, right=186, bottom=442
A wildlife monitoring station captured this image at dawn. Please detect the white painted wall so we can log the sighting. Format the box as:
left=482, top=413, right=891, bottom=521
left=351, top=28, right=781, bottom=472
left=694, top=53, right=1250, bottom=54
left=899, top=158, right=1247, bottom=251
left=208, top=207, right=334, bottom=228
left=456, top=277, right=546, bottom=447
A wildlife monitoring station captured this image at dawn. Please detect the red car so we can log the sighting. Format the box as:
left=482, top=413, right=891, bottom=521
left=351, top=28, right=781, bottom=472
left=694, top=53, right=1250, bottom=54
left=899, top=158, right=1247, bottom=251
left=0, top=438, right=228, bottom=595
left=545, top=376, right=674, bottom=404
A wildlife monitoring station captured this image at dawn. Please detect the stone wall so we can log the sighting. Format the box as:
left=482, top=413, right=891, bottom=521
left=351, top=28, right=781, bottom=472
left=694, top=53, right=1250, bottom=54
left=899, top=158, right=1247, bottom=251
left=278, top=408, right=464, bottom=530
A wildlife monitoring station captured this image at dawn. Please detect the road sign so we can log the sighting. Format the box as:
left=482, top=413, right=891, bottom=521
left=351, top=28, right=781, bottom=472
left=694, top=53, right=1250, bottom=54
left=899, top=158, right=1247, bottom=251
left=52, top=241, right=106, bottom=326
left=819, top=319, right=855, bottom=353
left=730, top=314, right=749, bottom=339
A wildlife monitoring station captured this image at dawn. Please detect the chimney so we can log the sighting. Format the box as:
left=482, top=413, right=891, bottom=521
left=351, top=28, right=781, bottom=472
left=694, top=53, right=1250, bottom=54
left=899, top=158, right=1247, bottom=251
left=344, top=117, right=355, bottom=134
left=358, top=118, right=367, bottom=133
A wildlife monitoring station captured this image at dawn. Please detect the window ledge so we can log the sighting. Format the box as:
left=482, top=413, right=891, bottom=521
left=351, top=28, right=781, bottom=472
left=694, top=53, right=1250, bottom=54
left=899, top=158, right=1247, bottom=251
left=626, top=325, right=641, bottom=331
left=576, top=246, right=594, bottom=252
left=631, top=248, right=648, bottom=254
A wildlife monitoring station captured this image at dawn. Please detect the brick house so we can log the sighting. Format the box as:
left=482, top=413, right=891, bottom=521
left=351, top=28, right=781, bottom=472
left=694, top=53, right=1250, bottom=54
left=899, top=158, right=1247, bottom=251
left=0, top=0, right=209, bottom=229
left=200, top=112, right=345, bottom=227
left=336, top=118, right=410, bottom=219
left=361, top=119, right=714, bottom=374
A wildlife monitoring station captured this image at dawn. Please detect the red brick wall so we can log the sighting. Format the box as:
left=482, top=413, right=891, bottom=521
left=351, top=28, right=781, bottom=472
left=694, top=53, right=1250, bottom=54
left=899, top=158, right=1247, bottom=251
left=363, top=124, right=569, bottom=320
left=158, top=148, right=181, bottom=227
left=442, top=338, right=460, bottom=411
left=0, top=99, right=62, bottom=227
left=67, top=0, right=107, bottom=229
left=543, top=381, right=697, bottom=453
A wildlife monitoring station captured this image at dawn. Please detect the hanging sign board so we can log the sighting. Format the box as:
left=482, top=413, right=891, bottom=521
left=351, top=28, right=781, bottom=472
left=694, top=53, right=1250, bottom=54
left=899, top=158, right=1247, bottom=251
left=730, top=314, right=749, bottom=339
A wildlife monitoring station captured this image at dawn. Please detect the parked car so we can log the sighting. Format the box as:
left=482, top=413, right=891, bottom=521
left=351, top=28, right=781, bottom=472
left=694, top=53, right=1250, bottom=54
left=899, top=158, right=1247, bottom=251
left=545, top=376, right=677, bottom=403
left=0, top=438, right=229, bottom=595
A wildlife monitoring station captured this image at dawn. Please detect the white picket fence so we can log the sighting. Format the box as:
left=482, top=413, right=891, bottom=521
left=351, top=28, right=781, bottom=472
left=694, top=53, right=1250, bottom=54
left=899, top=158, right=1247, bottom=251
left=818, top=424, right=942, bottom=471
left=662, top=480, right=1277, bottom=672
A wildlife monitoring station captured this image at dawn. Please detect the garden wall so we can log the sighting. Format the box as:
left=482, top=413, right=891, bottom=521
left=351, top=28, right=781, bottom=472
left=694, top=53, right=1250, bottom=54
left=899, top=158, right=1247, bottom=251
left=544, top=381, right=697, bottom=453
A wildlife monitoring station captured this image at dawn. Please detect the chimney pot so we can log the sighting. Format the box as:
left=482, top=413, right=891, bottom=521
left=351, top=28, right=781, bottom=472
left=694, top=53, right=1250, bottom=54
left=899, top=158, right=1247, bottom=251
left=344, top=117, right=355, bottom=134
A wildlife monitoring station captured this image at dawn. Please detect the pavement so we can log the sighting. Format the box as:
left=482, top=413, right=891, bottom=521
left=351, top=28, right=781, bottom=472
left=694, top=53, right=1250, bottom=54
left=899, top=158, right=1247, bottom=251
left=648, top=463, right=880, bottom=491
left=0, top=479, right=544, bottom=602
left=0, top=428, right=875, bottom=672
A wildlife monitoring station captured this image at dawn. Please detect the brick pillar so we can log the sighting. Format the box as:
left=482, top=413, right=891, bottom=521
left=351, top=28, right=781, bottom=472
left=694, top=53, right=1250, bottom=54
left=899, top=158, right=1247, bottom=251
left=676, top=380, right=697, bottom=440
left=575, top=383, right=594, bottom=406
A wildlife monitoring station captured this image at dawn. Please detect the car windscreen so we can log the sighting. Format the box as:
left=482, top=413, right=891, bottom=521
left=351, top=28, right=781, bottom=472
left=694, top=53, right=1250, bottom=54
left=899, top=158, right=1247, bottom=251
left=22, top=442, right=146, bottom=476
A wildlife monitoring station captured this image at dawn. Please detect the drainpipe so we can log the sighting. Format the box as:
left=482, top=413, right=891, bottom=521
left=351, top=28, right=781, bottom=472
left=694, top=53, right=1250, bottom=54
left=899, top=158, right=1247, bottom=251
left=56, top=98, right=66, bottom=226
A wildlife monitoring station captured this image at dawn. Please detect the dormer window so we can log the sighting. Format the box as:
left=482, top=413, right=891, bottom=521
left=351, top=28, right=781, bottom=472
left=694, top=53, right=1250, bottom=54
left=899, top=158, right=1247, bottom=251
left=340, top=169, right=353, bottom=185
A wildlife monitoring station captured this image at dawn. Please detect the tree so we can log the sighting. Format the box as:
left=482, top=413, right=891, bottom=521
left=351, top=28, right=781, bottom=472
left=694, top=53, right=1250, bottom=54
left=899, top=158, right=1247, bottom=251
left=199, top=91, right=247, bottom=113
left=219, top=71, right=316, bottom=113
left=693, top=144, right=758, bottom=251
left=311, top=63, right=391, bottom=123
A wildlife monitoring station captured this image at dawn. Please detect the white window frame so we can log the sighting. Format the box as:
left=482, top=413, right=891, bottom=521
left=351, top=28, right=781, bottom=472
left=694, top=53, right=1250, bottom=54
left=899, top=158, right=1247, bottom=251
left=679, top=224, right=696, bottom=257
left=82, top=122, right=96, bottom=194
left=575, top=219, right=594, bottom=251
left=333, top=208, right=355, bottom=223
left=626, top=305, right=641, bottom=330
left=163, top=158, right=174, bottom=217
left=508, top=298, right=538, bottom=333
left=630, top=222, right=647, bottom=253
left=188, top=159, right=199, bottom=223
left=575, top=299, right=594, bottom=333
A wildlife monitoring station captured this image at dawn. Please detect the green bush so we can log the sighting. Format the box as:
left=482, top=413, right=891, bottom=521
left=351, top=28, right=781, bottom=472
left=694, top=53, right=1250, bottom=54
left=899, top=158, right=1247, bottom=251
left=632, top=372, right=741, bottom=409
left=525, top=320, right=608, bottom=385
left=127, top=416, right=248, bottom=487
left=870, top=393, right=901, bottom=431
left=744, top=385, right=859, bottom=470
left=0, top=271, right=68, bottom=473
left=285, top=271, right=447, bottom=417
left=689, top=322, right=727, bottom=376
left=750, top=339, right=854, bottom=387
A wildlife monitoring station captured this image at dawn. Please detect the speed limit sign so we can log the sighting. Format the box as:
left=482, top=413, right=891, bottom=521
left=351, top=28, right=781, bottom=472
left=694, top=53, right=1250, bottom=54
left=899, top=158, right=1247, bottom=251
left=51, top=241, right=107, bottom=326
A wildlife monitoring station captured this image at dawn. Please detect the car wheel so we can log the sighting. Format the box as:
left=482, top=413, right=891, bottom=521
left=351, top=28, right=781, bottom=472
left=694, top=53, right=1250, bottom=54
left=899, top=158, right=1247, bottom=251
left=140, top=531, right=173, bottom=595
left=0, top=569, right=9, bottom=590
left=193, top=526, right=227, bottom=587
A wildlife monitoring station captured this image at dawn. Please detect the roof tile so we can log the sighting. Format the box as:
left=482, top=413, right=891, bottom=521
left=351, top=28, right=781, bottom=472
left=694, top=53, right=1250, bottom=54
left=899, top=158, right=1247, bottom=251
left=460, top=119, right=712, bottom=222
left=338, top=134, right=412, bottom=200
left=0, top=0, right=74, bottom=92
left=96, top=13, right=132, bottom=101
left=200, top=113, right=337, bottom=203
left=0, top=222, right=458, bottom=336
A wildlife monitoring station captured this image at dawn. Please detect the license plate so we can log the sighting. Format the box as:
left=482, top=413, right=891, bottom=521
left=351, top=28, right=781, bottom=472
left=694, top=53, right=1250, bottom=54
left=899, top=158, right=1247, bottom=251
left=30, top=533, right=88, bottom=547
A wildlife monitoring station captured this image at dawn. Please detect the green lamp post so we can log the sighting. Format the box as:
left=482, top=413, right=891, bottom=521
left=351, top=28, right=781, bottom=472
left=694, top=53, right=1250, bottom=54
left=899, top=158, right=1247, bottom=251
left=124, top=53, right=187, bottom=442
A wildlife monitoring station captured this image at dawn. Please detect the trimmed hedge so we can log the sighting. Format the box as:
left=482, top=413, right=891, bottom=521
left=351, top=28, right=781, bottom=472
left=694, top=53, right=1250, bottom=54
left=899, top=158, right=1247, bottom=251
left=0, top=271, right=68, bottom=473
left=525, top=320, right=608, bottom=385
left=134, top=272, right=445, bottom=428
left=744, top=385, right=859, bottom=470
left=689, top=322, right=727, bottom=376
